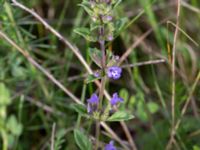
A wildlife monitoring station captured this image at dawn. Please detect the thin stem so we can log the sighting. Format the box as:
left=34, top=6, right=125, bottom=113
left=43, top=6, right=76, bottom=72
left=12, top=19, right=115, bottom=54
left=95, top=21, right=106, bottom=150
left=166, top=0, right=181, bottom=149
left=95, top=121, right=100, bottom=150
left=1, top=131, right=8, bottom=150
left=51, top=123, right=56, bottom=150
left=171, top=0, right=181, bottom=144
left=98, top=25, right=106, bottom=108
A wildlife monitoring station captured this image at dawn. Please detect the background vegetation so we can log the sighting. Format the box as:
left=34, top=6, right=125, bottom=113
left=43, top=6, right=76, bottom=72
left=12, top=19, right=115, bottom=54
left=0, top=0, right=200, bottom=149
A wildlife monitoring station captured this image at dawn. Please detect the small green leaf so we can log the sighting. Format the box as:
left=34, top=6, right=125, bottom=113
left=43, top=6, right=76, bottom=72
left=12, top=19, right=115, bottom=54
left=85, top=74, right=100, bottom=84
left=119, top=89, right=129, bottom=103
left=129, top=96, right=136, bottom=107
left=0, top=83, right=11, bottom=106
left=90, top=22, right=100, bottom=31
left=147, top=102, right=159, bottom=114
left=107, top=111, right=134, bottom=122
left=79, top=3, right=93, bottom=17
left=70, top=104, right=88, bottom=117
left=136, top=100, right=148, bottom=122
left=89, top=48, right=102, bottom=68
left=6, top=115, right=23, bottom=136
left=74, top=27, right=90, bottom=40
left=114, top=17, right=128, bottom=34
left=54, top=129, right=66, bottom=150
left=112, top=0, right=122, bottom=8
left=74, top=129, right=92, bottom=150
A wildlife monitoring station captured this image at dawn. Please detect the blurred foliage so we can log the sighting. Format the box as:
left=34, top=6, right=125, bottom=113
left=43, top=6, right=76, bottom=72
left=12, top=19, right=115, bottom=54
left=0, top=0, right=200, bottom=149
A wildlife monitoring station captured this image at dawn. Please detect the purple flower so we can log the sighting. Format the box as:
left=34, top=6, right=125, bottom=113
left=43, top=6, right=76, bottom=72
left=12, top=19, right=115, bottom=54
left=106, top=16, right=113, bottom=21
left=105, top=141, right=117, bottom=150
left=94, top=72, right=100, bottom=78
left=87, top=93, right=99, bottom=113
left=110, top=93, right=123, bottom=106
left=87, top=93, right=99, bottom=104
left=107, top=66, right=122, bottom=80
left=104, top=0, right=111, bottom=4
left=107, top=35, right=114, bottom=41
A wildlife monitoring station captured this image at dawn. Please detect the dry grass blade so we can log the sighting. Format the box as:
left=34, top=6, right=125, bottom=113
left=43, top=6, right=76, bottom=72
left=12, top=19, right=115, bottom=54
left=166, top=0, right=181, bottom=149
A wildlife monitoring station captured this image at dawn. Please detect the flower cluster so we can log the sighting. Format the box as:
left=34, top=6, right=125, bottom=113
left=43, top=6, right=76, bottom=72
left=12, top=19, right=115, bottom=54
left=87, top=0, right=116, bottom=41
left=87, top=93, right=99, bottom=114
left=87, top=92, right=123, bottom=114
left=107, top=66, right=122, bottom=80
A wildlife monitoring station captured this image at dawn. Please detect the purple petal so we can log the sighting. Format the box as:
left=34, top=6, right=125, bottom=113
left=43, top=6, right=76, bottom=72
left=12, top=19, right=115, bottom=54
left=87, top=93, right=99, bottom=104
left=105, top=141, right=116, bottom=150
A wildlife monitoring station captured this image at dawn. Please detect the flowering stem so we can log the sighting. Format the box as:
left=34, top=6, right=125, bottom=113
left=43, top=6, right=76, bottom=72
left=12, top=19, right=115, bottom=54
left=98, top=25, right=106, bottom=110
left=95, top=22, right=106, bottom=150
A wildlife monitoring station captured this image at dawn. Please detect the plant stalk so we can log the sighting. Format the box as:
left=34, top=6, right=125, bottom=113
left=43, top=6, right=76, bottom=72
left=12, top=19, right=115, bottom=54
left=95, top=23, right=106, bottom=150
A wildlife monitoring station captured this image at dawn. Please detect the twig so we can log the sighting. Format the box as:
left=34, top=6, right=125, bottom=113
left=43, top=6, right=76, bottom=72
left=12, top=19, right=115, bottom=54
left=51, top=123, right=56, bottom=150
left=119, top=17, right=169, bottom=65
left=174, top=71, right=200, bottom=133
left=119, top=29, right=153, bottom=65
left=120, top=122, right=137, bottom=150
left=121, top=59, right=166, bottom=68
left=181, top=1, right=200, bottom=14
left=166, top=0, right=181, bottom=149
left=101, top=122, right=130, bottom=150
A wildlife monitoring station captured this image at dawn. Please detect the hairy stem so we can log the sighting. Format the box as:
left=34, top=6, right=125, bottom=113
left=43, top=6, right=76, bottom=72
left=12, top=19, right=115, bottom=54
left=95, top=22, right=106, bottom=150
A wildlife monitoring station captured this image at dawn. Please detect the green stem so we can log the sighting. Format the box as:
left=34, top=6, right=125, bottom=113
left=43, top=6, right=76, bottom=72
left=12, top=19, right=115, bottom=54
left=1, top=130, right=8, bottom=150
left=76, top=84, right=87, bottom=128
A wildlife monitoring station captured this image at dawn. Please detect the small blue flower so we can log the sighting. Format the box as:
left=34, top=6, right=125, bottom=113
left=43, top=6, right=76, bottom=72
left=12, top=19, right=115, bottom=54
left=110, top=93, right=123, bottom=106
left=107, top=66, right=122, bottom=80
left=94, top=72, right=100, bottom=78
left=87, top=93, right=99, bottom=104
left=105, top=16, right=113, bottom=21
left=107, top=35, right=114, bottom=41
left=87, top=93, right=99, bottom=113
left=105, top=141, right=117, bottom=150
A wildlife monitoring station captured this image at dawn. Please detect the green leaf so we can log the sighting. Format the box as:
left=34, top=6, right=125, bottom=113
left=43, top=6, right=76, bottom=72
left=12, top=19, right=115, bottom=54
left=6, top=115, right=23, bottom=136
left=107, top=111, right=134, bottom=122
left=90, top=22, right=100, bottom=31
left=114, top=17, right=129, bottom=34
left=70, top=104, right=88, bottom=117
left=136, top=100, right=148, bottom=122
left=54, top=129, right=66, bottom=150
left=119, top=89, right=129, bottom=103
left=74, top=27, right=91, bottom=40
left=74, top=129, right=92, bottom=150
left=129, top=96, right=136, bottom=107
left=119, top=88, right=129, bottom=110
left=112, top=0, right=122, bottom=9
left=89, top=48, right=102, bottom=68
left=193, top=146, right=200, bottom=150
left=0, top=83, right=11, bottom=106
left=147, top=102, right=159, bottom=114
left=85, top=74, right=100, bottom=84
left=79, top=3, right=93, bottom=17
